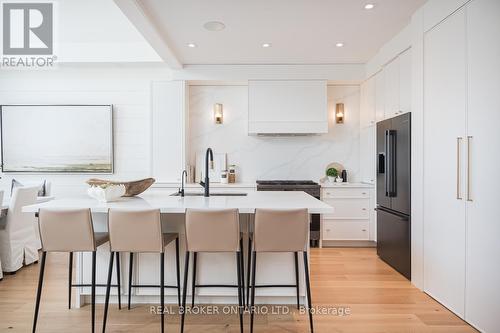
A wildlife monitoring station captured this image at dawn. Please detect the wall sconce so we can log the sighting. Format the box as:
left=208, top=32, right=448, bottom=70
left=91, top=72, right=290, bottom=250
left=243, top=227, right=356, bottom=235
left=335, top=103, right=344, bottom=124
left=214, top=103, right=223, bottom=124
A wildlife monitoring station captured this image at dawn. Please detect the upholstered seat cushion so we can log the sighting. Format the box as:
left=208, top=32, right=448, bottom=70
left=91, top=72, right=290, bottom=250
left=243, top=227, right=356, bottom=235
left=162, top=232, right=178, bottom=247
left=94, top=232, right=110, bottom=247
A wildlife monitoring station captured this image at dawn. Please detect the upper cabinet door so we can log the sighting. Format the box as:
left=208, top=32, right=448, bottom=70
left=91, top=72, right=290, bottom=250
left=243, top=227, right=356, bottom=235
left=465, top=0, right=500, bottom=331
left=399, top=49, right=412, bottom=114
left=375, top=71, right=385, bottom=121
left=151, top=81, right=187, bottom=183
left=384, top=58, right=400, bottom=119
left=423, top=8, right=467, bottom=318
left=360, top=77, right=376, bottom=128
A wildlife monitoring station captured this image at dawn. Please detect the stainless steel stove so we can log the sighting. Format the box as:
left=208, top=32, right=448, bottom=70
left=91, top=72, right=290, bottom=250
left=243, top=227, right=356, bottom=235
left=256, top=180, right=321, bottom=247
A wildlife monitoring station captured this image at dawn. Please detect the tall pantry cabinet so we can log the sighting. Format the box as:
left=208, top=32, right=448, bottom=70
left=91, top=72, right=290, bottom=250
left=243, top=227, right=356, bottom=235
left=423, top=0, right=500, bottom=331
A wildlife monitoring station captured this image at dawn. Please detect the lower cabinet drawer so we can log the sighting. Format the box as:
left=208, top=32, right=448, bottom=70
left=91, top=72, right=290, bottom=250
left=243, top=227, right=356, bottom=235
left=322, top=198, right=370, bottom=219
left=322, top=220, right=370, bottom=240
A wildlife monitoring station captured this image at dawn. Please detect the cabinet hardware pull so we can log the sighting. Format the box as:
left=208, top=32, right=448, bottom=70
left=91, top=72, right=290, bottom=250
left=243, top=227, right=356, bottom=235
left=362, top=208, right=367, bottom=210
left=467, top=136, right=473, bottom=202
left=362, top=229, right=367, bottom=232
left=457, top=137, right=463, bottom=200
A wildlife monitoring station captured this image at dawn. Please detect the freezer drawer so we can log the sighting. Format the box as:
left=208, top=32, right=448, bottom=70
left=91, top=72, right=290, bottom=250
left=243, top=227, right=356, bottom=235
left=377, top=208, right=411, bottom=279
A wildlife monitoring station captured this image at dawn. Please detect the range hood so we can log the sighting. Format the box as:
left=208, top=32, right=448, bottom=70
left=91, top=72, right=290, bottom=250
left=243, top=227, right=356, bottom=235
left=248, top=80, right=328, bottom=135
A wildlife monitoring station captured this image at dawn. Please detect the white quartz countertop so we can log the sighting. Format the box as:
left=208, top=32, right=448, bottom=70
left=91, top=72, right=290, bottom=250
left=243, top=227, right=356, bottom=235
left=320, top=182, right=374, bottom=188
left=153, top=182, right=257, bottom=189
left=22, top=191, right=334, bottom=214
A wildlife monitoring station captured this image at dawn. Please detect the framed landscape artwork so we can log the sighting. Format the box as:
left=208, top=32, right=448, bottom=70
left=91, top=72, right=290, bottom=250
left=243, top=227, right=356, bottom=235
left=0, top=105, right=113, bottom=173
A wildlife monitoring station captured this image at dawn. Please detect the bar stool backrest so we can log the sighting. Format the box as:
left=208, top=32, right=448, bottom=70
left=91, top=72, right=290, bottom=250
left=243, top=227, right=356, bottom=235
left=108, top=209, right=163, bottom=253
left=185, top=208, right=239, bottom=252
left=254, top=208, right=309, bottom=252
left=38, top=208, right=96, bottom=252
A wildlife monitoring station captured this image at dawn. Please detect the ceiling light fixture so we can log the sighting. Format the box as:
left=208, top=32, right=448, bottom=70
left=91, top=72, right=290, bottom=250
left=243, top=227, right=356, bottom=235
left=336, top=42, right=344, bottom=47
left=187, top=43, right=197, bottom=48
left=364, top=3, right=375, bottom=9
left=262, top=43, right=271, bottom=48
left=203, top=21, right=226, bottom=31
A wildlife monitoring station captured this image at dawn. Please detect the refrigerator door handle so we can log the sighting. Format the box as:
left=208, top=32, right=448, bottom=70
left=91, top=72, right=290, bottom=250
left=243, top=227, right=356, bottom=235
left=384, top=130, right=389, bottom=197
left=386, top=130, right=397, bottom=197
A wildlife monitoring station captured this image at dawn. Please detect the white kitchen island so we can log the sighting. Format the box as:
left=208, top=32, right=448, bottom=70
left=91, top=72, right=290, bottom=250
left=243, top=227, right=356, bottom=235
left=23, top=190, right=333, bottom=307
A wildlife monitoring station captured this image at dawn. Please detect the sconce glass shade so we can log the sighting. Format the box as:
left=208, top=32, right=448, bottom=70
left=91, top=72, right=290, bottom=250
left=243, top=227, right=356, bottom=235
left=214, top=103, right=223, bottom=124
left=336, top=103, right=344, bottom=124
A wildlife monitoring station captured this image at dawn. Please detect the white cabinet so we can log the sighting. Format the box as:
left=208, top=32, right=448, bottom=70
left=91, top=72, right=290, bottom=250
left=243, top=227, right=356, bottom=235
left=464, top=0, right=500, bottom=331
left=360, top=76, right=376, bottom=127
left=384, top=58, right=400, bottom=119
left=374, top=71, right=385, bottom=121
left=423, top=8, right=467, bottom=317
left=398, top=50, right=412, bottom=114
left=151, top=81, right=187, bottom=182
left=423, top=1, right=500, bottom=331
left=248, top=80, right=328, bottom=135
left=320, top=186, right=374, bottom=245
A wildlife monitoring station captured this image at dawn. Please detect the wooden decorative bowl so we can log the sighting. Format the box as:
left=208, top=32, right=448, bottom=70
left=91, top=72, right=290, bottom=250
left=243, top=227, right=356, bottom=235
left=86, top=178, right=155, bottom=197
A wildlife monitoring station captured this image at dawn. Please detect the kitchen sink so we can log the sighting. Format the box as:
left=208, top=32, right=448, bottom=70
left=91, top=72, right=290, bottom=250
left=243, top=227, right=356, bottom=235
left=170, top=192, right=248, bottom=197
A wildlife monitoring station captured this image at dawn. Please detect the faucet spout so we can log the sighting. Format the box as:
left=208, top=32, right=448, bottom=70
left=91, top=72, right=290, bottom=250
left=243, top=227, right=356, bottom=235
left=202, top=148, right=214, bottom=197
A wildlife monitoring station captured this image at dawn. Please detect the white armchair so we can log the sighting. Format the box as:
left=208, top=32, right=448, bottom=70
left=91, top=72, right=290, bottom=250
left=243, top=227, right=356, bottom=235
left=0, top=186, right=39, bottom=273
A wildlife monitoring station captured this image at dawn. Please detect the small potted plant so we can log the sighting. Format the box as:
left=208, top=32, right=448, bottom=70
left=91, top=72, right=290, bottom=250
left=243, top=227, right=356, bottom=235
left=326, top=167, right=338, bottom=183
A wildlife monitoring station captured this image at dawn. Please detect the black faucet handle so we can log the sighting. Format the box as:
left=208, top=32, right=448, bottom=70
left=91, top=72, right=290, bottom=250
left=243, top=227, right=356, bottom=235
left=199, top=181, right=205, bottom=187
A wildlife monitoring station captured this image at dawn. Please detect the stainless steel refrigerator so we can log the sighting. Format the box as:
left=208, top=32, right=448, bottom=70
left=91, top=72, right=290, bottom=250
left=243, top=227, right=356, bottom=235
left=376, top=112, right=411, bottom=279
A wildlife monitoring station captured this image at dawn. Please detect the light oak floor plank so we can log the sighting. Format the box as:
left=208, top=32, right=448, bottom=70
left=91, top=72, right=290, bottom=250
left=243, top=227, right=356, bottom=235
left=0, top=248, right=477, bottom=332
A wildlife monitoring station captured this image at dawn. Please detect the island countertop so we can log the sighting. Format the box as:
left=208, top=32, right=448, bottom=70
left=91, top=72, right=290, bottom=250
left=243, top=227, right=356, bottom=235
left=22, top=190, right=334, bottom=214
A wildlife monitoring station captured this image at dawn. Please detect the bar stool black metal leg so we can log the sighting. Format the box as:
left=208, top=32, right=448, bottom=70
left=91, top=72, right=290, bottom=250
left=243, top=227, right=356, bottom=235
left=102, top=251, right=115, bottom=333
left=236, top=252, right=244, bottom=333
left=115, top=252, right=121, bottom=310
left=180, top=251, right=190, bottom=333
left=250, top=251, right=256, bottom=333
left=239, top=240, right=245, bottom=305
left=68, top=252, right=73, bottom=309
left=32, top=251, right=47, bottom=333
left=246, top=240, right=252, bottom=306
left=160, top=252, right=165, bottom=333
left=128, top=252, right=133, bottom=310
left=175, top=237, right=181, bottom=306
left=191, top=252, right=197, bottom=307
left=91, top=251, right=96, bottom=333
left=294, top=252, right=300, bottom=309
left=303, top=251, right=314, bottom=333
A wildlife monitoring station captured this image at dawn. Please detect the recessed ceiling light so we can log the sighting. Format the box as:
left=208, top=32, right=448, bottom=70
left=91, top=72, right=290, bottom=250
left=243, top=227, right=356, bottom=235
left=336, top=42, right=344, bottom=47
left=262, top=43, right=271, bottom=48
left=187, top=43, right=197, bottom=48
left=364, top=3, right=375, bottom=9
left=203, top=21, right=226, bottom=31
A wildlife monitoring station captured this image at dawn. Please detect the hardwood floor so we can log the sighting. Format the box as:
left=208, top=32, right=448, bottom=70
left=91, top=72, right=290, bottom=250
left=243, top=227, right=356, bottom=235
left=0, top=248, right=476, bottom=332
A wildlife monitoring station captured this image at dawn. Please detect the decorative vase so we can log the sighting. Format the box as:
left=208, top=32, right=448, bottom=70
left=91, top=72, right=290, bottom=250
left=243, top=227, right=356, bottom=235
left=328, top=176, right=336, bottom=183
left=87, top=184, right=126, bottom=202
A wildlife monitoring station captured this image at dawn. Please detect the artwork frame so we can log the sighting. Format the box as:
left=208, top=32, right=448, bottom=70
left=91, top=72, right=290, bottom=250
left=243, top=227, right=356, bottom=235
left=0, top=104, right=114, bottom=174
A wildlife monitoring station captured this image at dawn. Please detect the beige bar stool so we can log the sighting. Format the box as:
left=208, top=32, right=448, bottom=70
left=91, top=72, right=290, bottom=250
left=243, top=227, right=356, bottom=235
left=33, top=208, right=121, bottom=333
left=103, top=209, right=180, bottom=333
left=249, top=209, right=314, bottom=333
left=181, top=209, right=244, bottom=333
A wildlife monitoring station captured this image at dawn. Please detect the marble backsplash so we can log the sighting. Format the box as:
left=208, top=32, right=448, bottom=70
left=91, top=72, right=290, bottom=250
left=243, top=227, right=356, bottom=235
left=188, top=85, right=360, bottom=183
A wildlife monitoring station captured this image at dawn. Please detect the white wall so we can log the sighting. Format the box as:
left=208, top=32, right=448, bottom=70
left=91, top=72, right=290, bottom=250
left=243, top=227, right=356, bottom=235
left=0, top=65, right=171, bottom=196
left=188, top=85, right=360, bottom=182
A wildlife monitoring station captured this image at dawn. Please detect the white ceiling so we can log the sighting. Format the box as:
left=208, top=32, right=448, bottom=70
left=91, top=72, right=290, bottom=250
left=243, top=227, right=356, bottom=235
left=137, top=0, right=426, bottom=65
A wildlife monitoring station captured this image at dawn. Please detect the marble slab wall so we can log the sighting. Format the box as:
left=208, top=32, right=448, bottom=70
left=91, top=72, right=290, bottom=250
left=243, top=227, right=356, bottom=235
left=188, top=85, right=360, bottom=182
